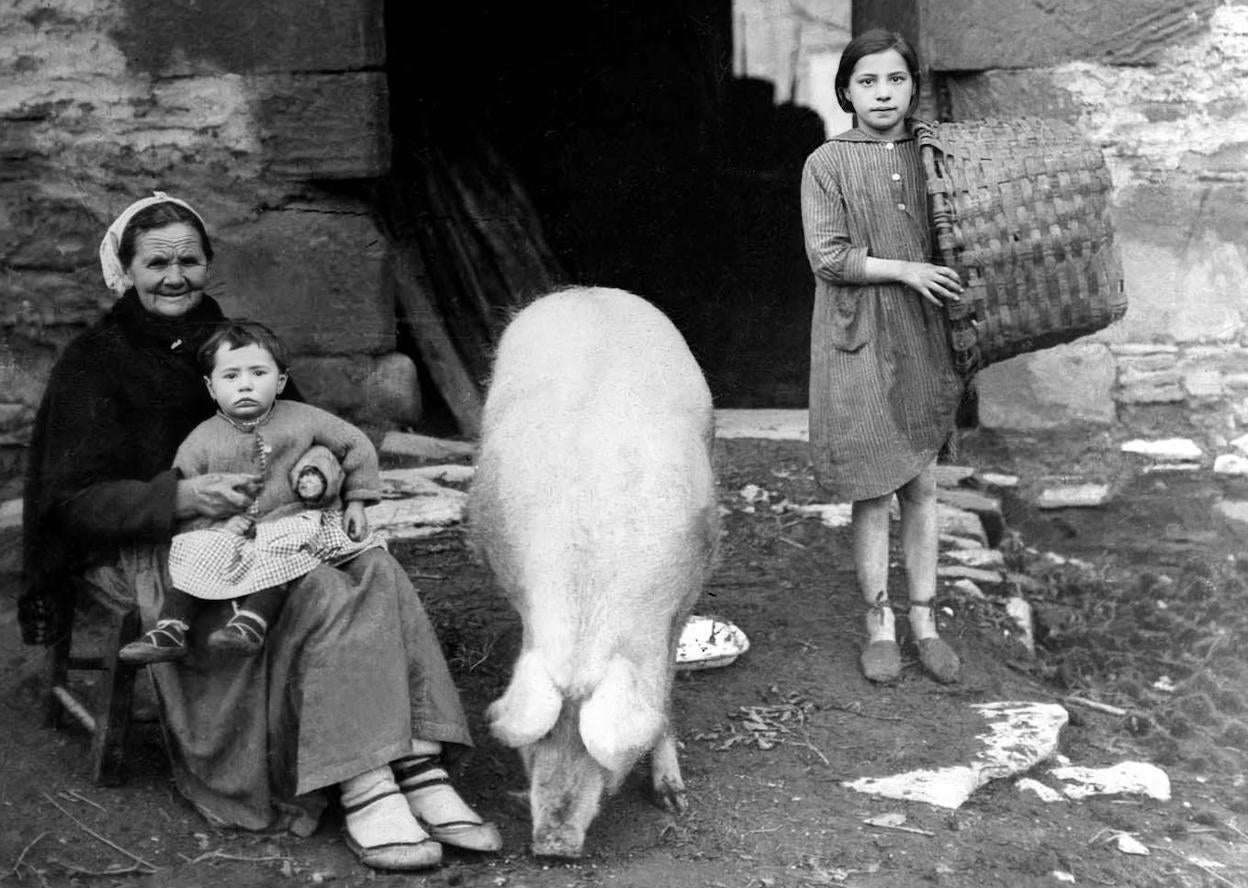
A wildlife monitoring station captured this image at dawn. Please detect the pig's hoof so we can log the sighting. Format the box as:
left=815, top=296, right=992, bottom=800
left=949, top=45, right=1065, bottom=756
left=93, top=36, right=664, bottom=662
left=652, top=779, right=688, bottom=814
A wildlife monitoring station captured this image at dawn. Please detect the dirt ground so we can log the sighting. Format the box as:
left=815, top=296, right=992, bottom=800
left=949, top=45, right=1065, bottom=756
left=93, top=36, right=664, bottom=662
left=2, top=418, right=1247, bottom=888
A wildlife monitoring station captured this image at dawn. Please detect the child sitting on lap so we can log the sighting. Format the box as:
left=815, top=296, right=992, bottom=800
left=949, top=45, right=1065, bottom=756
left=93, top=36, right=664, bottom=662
left=121, top=320, right=385, bottom=663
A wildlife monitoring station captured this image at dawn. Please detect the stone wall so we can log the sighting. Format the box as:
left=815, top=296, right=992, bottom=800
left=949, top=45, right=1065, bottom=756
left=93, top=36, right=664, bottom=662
left=0, top=0, right=420, bottom=495
left=942, top=2, right=1248, bottom=432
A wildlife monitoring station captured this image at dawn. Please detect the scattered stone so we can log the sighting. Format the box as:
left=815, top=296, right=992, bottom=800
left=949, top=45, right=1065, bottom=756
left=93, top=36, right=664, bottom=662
left=1142, top=461, right=1202, bottom=474
left=791, top=502, right=852, bottom=528
left=937, top=488, right=1006, bottom=546
left=1004, top=572, right=1046, bottom=594
left=0, top=498, right=19, bottom=531
left=1005, top=597, right=1035, bottom=653
left=933, top=464, right=976, bottom=487
left=937, top=504, right=988, bottom=546
left=978, top=472, right=1019, bottom=488
left=1052, top=871, right=1076, bottom=883
left=1016, top=778, right=1064, bottom=803
left=843, top=702, right=1068, bottom=809
left=1214, top=453, right=1248, bottom=476
left=380, top=431, right=476, bottom=461
left=1232, top=432, right=1248, bottom=455
left=1215, top=500, right=1248, bottom=529
left=937, top=565, right=1004, bottom=585
left=1115, top=834, right=1150, bottom=856
left=1120, top=438, right=1204, bottom=461
left=1036, top=483, right=1112, bottom=509
left=943, top=548, right=1005, bottom=569
left=940, top=534, right=986, bottom=550
left=1048, top=761, right=1171, bottom=801
left=949, top=578, right=986, bottom=599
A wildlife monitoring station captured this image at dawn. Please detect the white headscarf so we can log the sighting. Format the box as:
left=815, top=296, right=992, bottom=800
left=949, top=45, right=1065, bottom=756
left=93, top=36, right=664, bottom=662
left=98, top=192, right=207, bottom=296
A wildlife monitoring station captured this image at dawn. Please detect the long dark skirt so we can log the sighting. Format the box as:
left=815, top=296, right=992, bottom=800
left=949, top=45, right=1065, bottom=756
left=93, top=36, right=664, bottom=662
left=88, top=545, right=472, bottom=835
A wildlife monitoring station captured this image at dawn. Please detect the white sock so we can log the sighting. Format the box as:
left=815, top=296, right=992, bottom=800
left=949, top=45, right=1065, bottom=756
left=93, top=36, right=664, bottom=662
left=340, top=766, right=429, bottom=847
left=393, top=743, right=482, bottom=827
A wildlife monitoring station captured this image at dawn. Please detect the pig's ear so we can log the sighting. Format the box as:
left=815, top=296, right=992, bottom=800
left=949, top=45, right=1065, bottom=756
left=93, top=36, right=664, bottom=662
left=487, top=651, right=562, bottom=748
left=580, top=656, right=665, bottom=774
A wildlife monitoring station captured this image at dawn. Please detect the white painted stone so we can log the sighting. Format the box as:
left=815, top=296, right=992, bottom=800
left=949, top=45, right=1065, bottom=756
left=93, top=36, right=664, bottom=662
left=714, top=409, right=808, bottom=441
left=1016, top=778, right=1065, bottom=802
left=1116, top=834, right=1151, bottom=856
left=844, top=702, right=1068, bottom=809
left=1121, top=438, right=1204, bottom=461
left=943, top=548, right=1005, bottom=569
left=1036, top=483, right=1112, bottom=509
left=1214, top=453, right=1248, bottom=476
left=1050, top=762, right=1171, bottom=801
left=979, top=472, right=1020, bottom=488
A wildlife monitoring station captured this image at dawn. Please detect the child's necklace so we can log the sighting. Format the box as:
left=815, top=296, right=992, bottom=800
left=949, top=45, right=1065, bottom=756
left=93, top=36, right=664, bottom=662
left=218, top=404, right=275, bottom=434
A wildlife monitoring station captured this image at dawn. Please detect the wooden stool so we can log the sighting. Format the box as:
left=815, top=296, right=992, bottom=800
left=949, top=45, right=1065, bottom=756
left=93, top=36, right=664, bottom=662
left=46, top=577, right=142, bottom=786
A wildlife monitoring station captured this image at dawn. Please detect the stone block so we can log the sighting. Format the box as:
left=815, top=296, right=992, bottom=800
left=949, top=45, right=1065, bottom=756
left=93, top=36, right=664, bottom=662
left=253, top=73, right=390, bottom=180
left=979, top=342, right=1117, bottom=429
left=290, top=352, right=421, bottom=429
left=914, top=0, right=1218, bottom=69
left=944, top=71, right=1079, bottom=122
left=111, top=0, right=385, bottom=77
left=211, top=205, right=394, bottom=355
left=1036, top=483, right=1112, bottom=509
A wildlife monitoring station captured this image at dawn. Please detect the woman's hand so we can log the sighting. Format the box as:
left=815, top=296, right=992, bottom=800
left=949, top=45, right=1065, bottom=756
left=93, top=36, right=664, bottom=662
left=175, top=473, right=262, bottom=520
left=898, top=262, right=963, bottom=307
left=343, top=501, right=369, bottom=542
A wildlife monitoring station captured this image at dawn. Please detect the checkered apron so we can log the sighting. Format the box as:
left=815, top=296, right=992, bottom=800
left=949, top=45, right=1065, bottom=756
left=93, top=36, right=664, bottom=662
left=168, top=509, right=386, bottom=600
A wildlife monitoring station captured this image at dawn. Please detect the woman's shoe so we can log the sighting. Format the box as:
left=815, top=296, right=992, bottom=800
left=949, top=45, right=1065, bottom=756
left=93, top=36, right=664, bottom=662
left=424, top=819, right=503, bottom=853
left=343, top=788, right=443, bottom=871
left=119, top=620, right=189, bottom=665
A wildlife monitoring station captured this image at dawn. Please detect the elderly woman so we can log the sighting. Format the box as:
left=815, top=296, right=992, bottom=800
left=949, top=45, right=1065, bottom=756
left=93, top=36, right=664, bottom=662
left=19, top=193, right=501, bottom=871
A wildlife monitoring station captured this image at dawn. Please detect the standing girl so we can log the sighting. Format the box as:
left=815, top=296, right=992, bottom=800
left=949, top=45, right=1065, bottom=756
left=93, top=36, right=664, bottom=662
left=801, top=29, right=965, bottom=683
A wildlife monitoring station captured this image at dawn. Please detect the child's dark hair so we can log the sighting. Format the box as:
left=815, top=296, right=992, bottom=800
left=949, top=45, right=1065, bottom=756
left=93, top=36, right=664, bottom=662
left=118, top=202, right=214, bottom=268
left=198, top=320, right=292, bottom=375
left=834, top=29, right=922, bottom=115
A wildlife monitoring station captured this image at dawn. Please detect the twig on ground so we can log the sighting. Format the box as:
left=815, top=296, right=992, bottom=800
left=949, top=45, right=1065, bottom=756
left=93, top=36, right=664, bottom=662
left=65, top=790, right=105, bottom=811
left=46, top=858, right=150, bottom=878
left=1062, top=696, right=1128, bottom=717
left=777, top=536, right=807, bottom=550
left=178, top=849, right=295, bottom=866
left=40, top=793, right=157, bottom=873
left=8, top=832, right=46, bottom=880
left=408, top=572, right=448, bottom=580
left=828, top=701, right=903, bottom=722
left=1158, top=847, right=1240, bottom=888
left=1225, top=820, right=1248, bottom=842
left=865, top=821, right=935, bottom=837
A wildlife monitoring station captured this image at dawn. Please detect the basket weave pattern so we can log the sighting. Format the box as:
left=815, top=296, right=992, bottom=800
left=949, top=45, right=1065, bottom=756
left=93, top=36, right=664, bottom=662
left=917, top=119, right=1126, bottom=376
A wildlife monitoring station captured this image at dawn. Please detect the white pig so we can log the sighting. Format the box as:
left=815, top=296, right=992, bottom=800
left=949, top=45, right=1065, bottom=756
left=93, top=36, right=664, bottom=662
left=468, top=286, right=718, bottom=858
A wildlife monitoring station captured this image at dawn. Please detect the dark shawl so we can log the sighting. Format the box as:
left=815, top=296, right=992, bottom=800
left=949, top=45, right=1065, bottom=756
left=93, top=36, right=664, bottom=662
left=19, top=292, right=228, bottom=644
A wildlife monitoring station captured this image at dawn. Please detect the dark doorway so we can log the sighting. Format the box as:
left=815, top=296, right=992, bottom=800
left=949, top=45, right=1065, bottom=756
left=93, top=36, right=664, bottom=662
left=382, top=1, right=826, bottom=413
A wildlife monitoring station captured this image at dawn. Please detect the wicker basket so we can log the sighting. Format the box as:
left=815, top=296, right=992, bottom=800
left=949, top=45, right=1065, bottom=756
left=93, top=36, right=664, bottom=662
left=915, top=118, right=1126, bottom=378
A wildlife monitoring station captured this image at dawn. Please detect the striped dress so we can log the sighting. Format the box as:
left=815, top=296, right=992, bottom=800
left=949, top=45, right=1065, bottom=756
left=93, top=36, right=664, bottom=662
left=801, top=123, right=963, bottom=502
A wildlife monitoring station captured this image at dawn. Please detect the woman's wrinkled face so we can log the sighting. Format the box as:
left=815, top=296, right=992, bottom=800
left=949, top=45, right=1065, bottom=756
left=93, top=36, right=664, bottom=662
left=204, top=342, right=288, bottom=420
left=124, top=222, right=209, bottom=318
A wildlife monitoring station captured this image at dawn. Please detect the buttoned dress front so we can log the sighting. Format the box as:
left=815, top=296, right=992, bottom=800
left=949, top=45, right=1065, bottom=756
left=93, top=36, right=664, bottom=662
left=801, top=124, right=963, bottom=502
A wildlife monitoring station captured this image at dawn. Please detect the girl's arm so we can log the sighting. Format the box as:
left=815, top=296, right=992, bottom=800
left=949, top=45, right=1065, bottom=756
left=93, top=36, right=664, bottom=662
left=801, top=152, right=963, bottom=306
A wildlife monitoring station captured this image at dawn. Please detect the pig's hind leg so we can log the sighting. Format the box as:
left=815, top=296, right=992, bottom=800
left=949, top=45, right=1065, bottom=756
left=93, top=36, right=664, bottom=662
left=649, top=729, right=687, bottom=812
